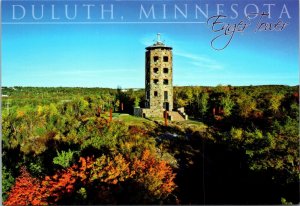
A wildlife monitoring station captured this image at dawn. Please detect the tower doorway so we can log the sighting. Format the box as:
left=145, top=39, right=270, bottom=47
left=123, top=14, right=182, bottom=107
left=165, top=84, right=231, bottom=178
left=163, top=102, right=169, bottom=111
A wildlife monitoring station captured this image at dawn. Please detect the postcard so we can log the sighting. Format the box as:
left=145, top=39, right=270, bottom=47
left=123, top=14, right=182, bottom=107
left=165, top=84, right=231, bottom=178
left=1, top=0, right=299, bottom=205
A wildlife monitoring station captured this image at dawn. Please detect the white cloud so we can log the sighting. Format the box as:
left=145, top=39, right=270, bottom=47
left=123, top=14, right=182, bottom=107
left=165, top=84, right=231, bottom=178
left=174, top=51, right=224, bottom=70
left=139, top=34, right=224, bottom=71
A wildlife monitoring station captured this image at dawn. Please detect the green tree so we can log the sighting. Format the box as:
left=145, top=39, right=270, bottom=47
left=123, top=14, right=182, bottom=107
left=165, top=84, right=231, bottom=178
left=2, top=166, right=15, bottom=201
left=268, top=93, right=284, bottom=113
left=134, top=96, right=140, bottom=107
left=198, top=92, right=209, bottom=117
left=236, top=93, right=257, bottom=118
left=53, top=149, right=75, bottom=168
left=220, top=94, right=234, bottom=116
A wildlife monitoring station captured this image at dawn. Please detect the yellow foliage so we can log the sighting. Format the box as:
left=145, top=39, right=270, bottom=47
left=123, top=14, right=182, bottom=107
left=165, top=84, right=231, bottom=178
left=37, top=106, right=43, bottom=116
left=16, top=110, right=25, bottom=118
left=230, top=127, right=243, bottom=141
left=91, top=154, right=133, bottom=184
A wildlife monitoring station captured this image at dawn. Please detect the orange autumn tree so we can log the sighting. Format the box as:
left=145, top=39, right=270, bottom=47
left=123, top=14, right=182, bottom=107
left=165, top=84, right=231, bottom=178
left=5, top=158, right=95, bottom=205
left=5, top=151, right=176, bottom=204
left=4, top=167, right=47, bottom=206
left=4, top=165, right=79, bottom=205
left=133, top=149, right=176, bottom=199
left=41, top=163, right=80, bottom=204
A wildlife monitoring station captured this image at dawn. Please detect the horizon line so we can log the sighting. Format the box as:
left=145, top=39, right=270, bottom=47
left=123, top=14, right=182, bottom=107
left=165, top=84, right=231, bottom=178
left=1, top=84, right=298, bottom=89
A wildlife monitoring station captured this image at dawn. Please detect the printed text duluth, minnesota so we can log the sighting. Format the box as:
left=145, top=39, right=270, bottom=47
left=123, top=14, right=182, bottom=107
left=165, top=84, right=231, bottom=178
left=10, top=3, right=291, bottom=21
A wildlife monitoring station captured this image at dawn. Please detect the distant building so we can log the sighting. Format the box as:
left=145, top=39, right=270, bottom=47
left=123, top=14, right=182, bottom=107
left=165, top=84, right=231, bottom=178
left=134, top=34, right=188, bottom=121
left=121, top=88, right=141, bottom=92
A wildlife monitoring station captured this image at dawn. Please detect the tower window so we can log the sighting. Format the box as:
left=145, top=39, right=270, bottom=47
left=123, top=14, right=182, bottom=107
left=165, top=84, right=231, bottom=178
left=163, top=68, right=169, bottom=73
left=153, top=68, right=159, bottom=73
left=154, top=91, right=158, bottom=97
left=163, top=79, right=169, bottom=85
left=163, top=56, right=168, bottom=62
left=153, top=79, right=159, bottom=84
left=154, top=56, right=159, bottom=62
left=164, top=91, right=168, bottom=100
left=146, top=91, right=150, bottom=99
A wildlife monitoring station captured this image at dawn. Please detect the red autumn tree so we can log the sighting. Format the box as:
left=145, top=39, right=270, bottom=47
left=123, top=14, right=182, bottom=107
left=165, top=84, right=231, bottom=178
left=4, top=167, right=47, bottom=206
left=5, top=152, right=176, bottom=204
left=41, top=165, right=78, bottom=203
left=133, top=149, right=176, bottom=199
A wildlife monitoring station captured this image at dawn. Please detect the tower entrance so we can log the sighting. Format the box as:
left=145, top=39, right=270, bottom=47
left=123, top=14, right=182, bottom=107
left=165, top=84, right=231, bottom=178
left=163, top=102, right=170, bottom=111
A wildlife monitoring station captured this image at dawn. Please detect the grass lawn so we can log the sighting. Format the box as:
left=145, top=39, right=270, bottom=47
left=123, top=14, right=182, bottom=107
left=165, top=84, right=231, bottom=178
left=113, top=113, right=207, bottom=134
left=113, top=113, right=157, bottom=129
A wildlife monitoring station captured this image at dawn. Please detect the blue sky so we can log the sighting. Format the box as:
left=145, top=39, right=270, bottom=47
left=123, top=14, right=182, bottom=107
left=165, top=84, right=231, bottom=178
left=2, top=0, right=299, bottom=88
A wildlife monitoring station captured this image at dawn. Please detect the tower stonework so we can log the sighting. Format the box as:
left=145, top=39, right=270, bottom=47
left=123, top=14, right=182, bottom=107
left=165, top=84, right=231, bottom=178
left=145, top=34, right=173, bottom=113
left=134, top=34, right=188, bottom=120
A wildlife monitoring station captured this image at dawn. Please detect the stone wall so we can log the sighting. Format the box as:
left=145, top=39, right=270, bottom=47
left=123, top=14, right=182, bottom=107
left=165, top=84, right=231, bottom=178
left=133, top=107, right=143, bottom=117
left=177, top=107, right=188, bottom=120
left=134, top=107, right=164, bottom=118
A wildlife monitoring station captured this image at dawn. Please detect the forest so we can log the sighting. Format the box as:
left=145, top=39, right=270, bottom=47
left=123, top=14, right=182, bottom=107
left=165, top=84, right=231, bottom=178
left=2, top=85, right=299, bottom=205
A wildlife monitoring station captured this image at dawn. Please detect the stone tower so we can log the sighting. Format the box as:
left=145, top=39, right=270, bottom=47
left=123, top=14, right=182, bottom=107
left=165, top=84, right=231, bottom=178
left=145, top=33, right=173, bottom=114
left=134, top=34, right=188, bottom=120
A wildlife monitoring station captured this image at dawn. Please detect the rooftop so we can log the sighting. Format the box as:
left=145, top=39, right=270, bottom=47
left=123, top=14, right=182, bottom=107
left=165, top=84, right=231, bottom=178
left=146, top=33, right=172, bottom=50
